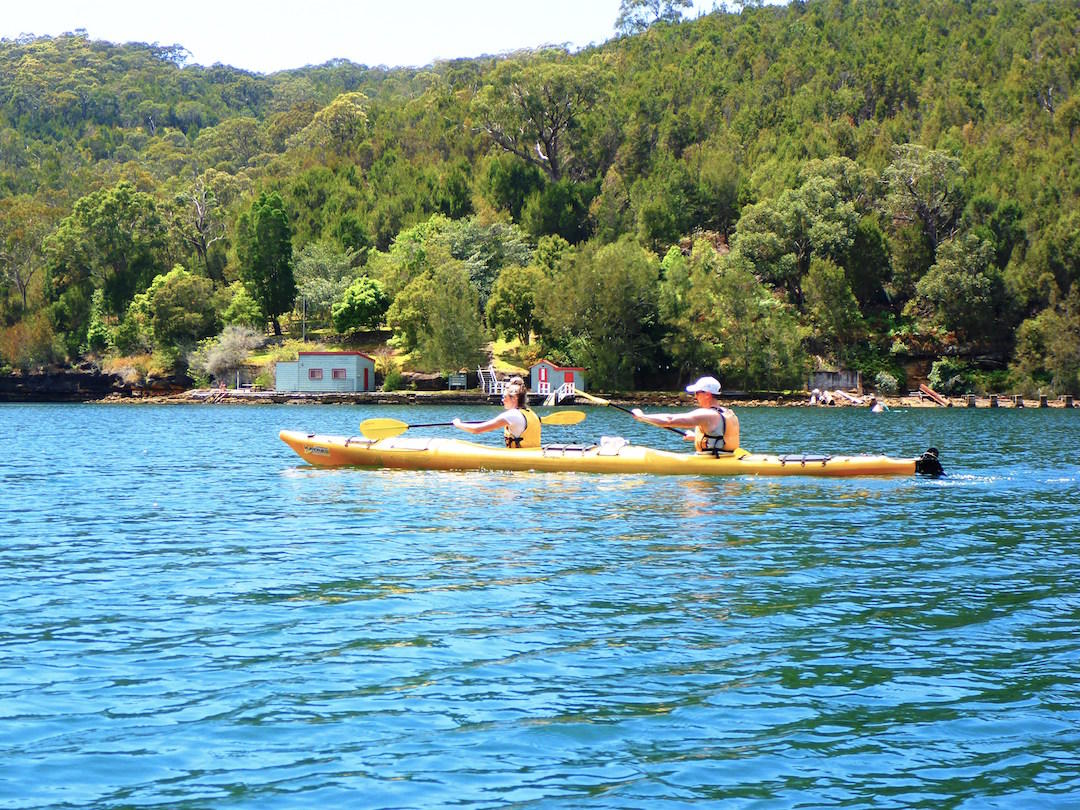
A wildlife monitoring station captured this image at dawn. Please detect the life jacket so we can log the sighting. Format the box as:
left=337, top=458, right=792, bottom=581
left=694, top=406, right=739, bottom=455
left=504, top=407, right=541, bottom=449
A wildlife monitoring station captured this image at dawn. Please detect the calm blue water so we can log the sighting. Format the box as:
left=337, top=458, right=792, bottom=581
left=2, top=402, right=1079, bottom=809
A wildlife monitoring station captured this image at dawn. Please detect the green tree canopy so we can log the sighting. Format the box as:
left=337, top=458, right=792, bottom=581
left=803, top=256, right=864, bottom=358
left=472, top=52, right=611, bottom=182
left=42, top=181, right=170, bottom=355
left=882, top=144, right=968, bottom=253
left=908, top=233, right=1005, bottom=346
left=237, top=191, right=297, bottom=336
left=220, top=281, right=264, bottom=328
left=538, top=236, right=660, bottom=388
left=385, top=262, right=485, bottom=372
left=486, top=263, right=547, bottom=345
left=0, top=195, right=57, bottom=312
left=1010, top=289, right=1080, bottom=395
left=732, top=175, right=858, bottom=307
left=294, top=241, right=358, bottom=324
left=146, top=265, right=220, bottom=350
left=615, top=0, right=694, bottom=36
left=332, top=276, right=389, bottom=333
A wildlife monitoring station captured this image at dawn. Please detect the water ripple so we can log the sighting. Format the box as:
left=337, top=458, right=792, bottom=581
left=2, top=404, right=1079, bottom=808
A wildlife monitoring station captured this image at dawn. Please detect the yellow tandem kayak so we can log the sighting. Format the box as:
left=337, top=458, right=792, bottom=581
left=279, top=430, right=944, bottom=478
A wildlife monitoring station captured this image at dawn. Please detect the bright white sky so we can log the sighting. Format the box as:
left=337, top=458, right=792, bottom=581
left=4, top=1, right=727, bottom=74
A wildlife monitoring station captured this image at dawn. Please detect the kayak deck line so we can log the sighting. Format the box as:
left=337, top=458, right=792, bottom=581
left=280, top=430, right=944, bottom=478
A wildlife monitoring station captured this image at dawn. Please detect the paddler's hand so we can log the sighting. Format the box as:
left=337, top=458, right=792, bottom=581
left=631, top=408, right=645, bottom=421
left=452, top=418, right=463, bottom=428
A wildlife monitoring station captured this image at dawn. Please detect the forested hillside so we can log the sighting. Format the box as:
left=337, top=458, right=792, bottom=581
left=1, top=0, right=1078, bottom=394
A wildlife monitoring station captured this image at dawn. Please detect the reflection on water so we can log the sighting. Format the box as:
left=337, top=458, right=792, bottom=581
left=1, top=403, right=1078, bottom=808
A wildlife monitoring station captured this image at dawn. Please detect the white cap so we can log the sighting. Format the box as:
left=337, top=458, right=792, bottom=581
left=685, top=376, right=721, bottom=395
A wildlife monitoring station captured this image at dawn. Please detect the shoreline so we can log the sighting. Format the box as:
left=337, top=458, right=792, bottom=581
left=88, top=388, right=1077, bottom=409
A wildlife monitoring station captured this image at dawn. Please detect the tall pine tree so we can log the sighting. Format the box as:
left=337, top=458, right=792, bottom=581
left=237, top=192, right=297, bottom=336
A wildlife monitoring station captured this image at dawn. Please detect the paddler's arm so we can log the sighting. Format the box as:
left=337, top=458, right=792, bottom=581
left=452, top=414, right=510, bottom=435
left=631, top=408, right=695, bottom=440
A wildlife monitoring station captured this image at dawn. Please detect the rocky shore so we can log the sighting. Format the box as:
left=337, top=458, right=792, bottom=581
left=2, top=368, right=1074, bottom=408
left=104, top=387, right=1076, bottom=409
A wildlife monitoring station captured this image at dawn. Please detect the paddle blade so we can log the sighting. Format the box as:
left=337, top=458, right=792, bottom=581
left=573, top=390, right=610, bottom=407
left=359, top=417, right=410, bottom=440
left=539, top=410, right=586, bottom=425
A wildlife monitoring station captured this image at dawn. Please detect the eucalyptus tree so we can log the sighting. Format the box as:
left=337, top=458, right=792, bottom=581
left=615, top=0, right=694, bottom=36
left=486, top=263, right=547, bottom=345
left=145, top=266, right=220, bottom=351
left=471, top=50, right=611, bottom=183
left=658, top=241, right=807, bottom=391
left=294, top=241, right=358, bottom=326
left=0, top=195, right=56, bottom=312
left=170, top=175, right=227, bottom=283
left=731, top=175, right=859, bottom=307
left=908, top=233, right=1006, bottom=347
left=1010, top=288, right=1080, bottom=395
left=882, top=144, right=968, bottom=254
left=287, top=92, right=368, bottom=162
left=385, top=261, right=485, bottom=373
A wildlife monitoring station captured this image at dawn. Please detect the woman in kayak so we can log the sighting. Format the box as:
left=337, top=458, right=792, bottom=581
left=631, top=375, right=740, bottom=455
left=453, top=375, right=541, bottom=448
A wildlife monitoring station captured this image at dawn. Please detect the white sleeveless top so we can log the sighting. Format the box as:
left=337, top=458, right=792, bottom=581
left=501, top=409, right=527, bottom=437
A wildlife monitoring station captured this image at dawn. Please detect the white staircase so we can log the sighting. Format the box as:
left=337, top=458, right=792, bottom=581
left=542, top=381, right=576, bottom=406
left=477, top=365, right=504, bottom=396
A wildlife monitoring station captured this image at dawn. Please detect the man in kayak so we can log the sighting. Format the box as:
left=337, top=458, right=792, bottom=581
left=631, top=376, right=740, bottom=455
left=452, top=375, right=541, bottom=448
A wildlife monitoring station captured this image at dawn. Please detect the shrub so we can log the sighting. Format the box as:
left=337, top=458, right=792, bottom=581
left=0, top=312, right=61, bottom=371
left=383, top=368, right=404, bottom=391
left=874, top=370, right=900, bottom=395
left=928, top=358, right=972, bottom=395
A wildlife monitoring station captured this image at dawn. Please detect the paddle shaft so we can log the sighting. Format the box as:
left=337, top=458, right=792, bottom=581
left=358, top=410, right=586, bottom=440
left=409, top=411, right=584, bottom=429
left=579, top=392, right=689, bottom=438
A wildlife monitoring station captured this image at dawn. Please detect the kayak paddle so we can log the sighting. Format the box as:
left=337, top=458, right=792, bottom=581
left=359, top=409, right=586, bottom=440
left=573, top=390, right=689, bottom=438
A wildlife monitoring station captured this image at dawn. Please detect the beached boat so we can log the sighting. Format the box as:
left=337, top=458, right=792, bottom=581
left=279, top=430, right=944, bottom=478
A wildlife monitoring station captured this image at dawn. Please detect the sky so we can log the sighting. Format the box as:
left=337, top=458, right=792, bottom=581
left=4, top=0, right=727, bottom=74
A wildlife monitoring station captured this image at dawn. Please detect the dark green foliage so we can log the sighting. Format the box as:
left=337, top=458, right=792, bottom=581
left=41, top=182, right=170, bottom=355
left=486, top=264, right=547, bottom=345
left=1010, top=289, right=1080, bottom=395
left=537, top=236, right=661, bottom=389
left=928, top=357, right=973, bottom=396
left=146, top=266, right=220, bottom=350
left=521, top=179, right=598, bottom=244
left=385, top=262, right=486, bottom=372
left=909, top=233, right=1007, bottom=346
left=3, top=0, right=1080, bottom=388
left=237, top=192, right=297, bottom=335
left=483, top=156, right=546, bottom=222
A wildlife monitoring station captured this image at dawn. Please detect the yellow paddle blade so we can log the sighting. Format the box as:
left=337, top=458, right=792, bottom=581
left=539, top=410, right=586, bottom=425
left=572, top=390, right=611, bottom=407
left=358, top=417, right=410, bottom=440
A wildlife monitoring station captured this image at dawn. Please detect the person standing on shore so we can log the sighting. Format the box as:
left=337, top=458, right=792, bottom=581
left=631, top=376, right=740, bottom=454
